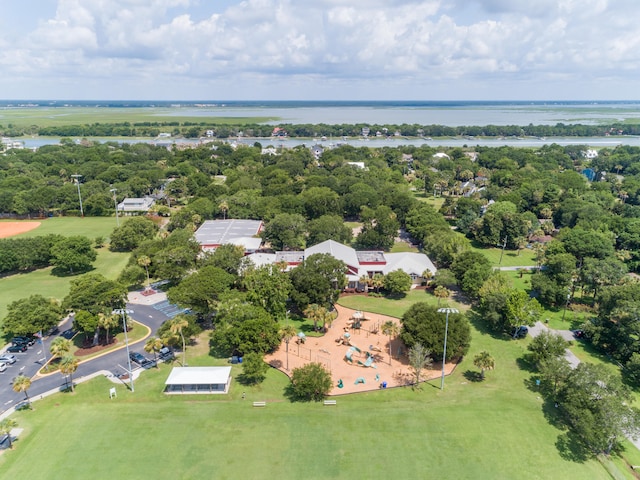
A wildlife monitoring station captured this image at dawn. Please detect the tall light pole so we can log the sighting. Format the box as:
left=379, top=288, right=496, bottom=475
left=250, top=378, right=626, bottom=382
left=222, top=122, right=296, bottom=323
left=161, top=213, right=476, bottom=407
left=71, top=174, right=84, bottom=217
left=437, top=307, right=459, bottom=390
left=110, top=188, right=119, bottom=226
left=113, top=309, right=134, bottom=392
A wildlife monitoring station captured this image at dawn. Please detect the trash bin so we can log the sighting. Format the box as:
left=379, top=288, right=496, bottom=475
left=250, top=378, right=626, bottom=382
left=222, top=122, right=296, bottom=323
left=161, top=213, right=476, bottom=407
left=238, top=357, right=243, bottom=363
left=382, top=381, right=387, bottom=389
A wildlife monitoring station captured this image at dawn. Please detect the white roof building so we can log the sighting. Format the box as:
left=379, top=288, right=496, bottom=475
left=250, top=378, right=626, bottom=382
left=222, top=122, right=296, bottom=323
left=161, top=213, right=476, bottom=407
left=117, top=197, right=155, bottom=213
left=246, top=239, right=437, bottom=287
left=194, top=219, right=264, bottom=253
left=164, top=366, right=232, bottom=394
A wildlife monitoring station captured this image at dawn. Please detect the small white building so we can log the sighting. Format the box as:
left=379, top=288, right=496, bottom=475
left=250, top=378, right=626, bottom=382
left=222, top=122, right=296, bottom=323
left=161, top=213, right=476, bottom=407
left=117, top=197, right=155, bottom=214
left=164, top=366, right=232, bottom=394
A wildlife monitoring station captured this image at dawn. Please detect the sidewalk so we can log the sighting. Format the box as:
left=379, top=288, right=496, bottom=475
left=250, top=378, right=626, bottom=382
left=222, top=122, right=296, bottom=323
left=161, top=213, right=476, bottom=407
left=127, top=290, right=167, bottom=305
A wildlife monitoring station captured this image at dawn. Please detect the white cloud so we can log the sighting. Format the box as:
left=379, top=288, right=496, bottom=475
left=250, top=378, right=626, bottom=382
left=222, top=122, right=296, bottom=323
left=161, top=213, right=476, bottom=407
left=1, top=0, right=640, bottom=99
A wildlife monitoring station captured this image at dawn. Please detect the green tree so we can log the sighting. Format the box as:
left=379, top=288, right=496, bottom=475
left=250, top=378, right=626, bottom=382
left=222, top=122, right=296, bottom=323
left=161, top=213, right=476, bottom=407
left=433, top=285, right=450, bottom=306
left=527, top=331, right=569, bottom=367
left=279, top=324, right=297, bottom=371
left=408, top=343, right=433, bottom=387
left=144, top=336, right=163, bottom=368
left=538, top=355, right=571, bottom=397
left=473, top=351, right=495, bottom=380
left=262, top=213, right=307, bottom=250
left=303, top=304, right=335, bottom=332
left=167, top=266, right=234, bottom=316
left=98, top=313, right=118, bottom=345
left=12, top=374, right=32, bottom=405
left=384, top=269, right=412, bottom=295
left=203, top=244, right=246, bottom=278
left=63, top=274, right=127, bottom=315
left=50, top=236, right=97, bottom=274
left=244, top=264, right=292, bottom=320
left=211, top=304, right=280, bottom=356
left=307, top=214, right=352, bottom=246
left=381, top=320, right=400, bottom=365
left=59, top=355, right=79, bottom=392
left=240, top=351, right=269, bottom=384
left=0, top=418, right=18, bottom=449
left=109, top=216, right=159, bottom=252
left=558, top=363, right=640, bottom=455
left=3, top=294, right=62, bottom=336
left=50, top=337, right=72, bottom=359
left=137, top=255, right=151, bottom=288
left=169, top=316, right=189, bottom=366
left=505, top=290, right=543, bottom=336
left=290, top=362, right=333, bottom=402
left=355, top=205, right=399, bottom=250
left=289, top=253, right=346, bottom=309
left=400, top=303, right=471, bottom=362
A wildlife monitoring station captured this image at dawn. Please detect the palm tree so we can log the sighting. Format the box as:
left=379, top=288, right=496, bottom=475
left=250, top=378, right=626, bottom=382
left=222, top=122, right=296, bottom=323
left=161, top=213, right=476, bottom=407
left=144, top=336, right=163, bottom=368
left=170, top=316, right=189, bottom=366
left=422, top=269, right=434, bottom=287
left=137, top=255, right=152, bottom=289
left=381, top=320, right=400, bottom=365
left=219, top=200, right=229, bottom=220
left=371, top=273, right=385, bottom=294
left=98, top=313, right=119, bottom=345
left=279, top=324, right=297, bottom=371
left=50, top=337, right=72, bottom=359
left=433, top=285, right=450, bottom=306
left=303, top=304, right=324, bottom=332
left=59, top=355, right=79, bottom=392
left=12, top=374, right=32, bottom=405
left=0, top=418, right=18, bottom=449
left=473, top=351, right=495, bottom=380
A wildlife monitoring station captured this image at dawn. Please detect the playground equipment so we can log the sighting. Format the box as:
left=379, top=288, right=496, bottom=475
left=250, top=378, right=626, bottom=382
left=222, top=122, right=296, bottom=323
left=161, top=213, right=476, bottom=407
left=354, top=377, right=366, bottom=385
left=369, top=344, right=382, bottom=352
left=344, top=345, right=361, bottom=363
left=357, top=355, right=377, bottom=368
left=337, top=379, right=344, bottom=388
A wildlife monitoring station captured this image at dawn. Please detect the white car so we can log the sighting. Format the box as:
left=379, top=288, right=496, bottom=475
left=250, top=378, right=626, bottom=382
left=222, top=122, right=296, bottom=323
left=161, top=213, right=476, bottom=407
left=0, top=362, right=7, bottom=373
left=0, top=354, right=17, bottom=365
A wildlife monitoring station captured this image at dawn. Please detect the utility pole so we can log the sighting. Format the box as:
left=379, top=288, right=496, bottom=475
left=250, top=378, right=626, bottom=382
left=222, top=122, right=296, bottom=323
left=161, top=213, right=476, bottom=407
left=110, top=188, right=119, bottom=226
left=71, top=174, right=84, bottom=217
left=498, top=236, right=507, bottom=265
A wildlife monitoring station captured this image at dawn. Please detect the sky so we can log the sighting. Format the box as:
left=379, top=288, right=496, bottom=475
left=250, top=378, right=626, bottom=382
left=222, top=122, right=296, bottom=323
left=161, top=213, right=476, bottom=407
left=1, top=0, right=639, bottom=101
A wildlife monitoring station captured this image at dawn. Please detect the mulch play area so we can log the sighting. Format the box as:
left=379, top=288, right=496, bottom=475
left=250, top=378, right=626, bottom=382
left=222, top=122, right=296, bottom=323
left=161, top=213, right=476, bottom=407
left=0, top=221, right=41, bottom=238
left=264, top=305, right=457, bottom=395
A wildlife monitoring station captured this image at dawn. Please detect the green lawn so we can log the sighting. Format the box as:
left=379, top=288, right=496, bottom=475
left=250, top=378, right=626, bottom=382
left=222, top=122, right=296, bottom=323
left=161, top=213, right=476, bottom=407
left=339, top=288, right=468, bottom=317
left=5, top=217, right=119, bottom=239
left=0, top=248, right=130, bottom=327
left=0, top=326, right=612, bottom=479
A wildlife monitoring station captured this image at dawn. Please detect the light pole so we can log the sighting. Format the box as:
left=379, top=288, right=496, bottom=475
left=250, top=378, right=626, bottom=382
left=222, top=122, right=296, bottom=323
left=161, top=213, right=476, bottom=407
left=113, top=309, right=134, bottom=392
left=110, top=188, right=119, bottom=226
left=437, top=307, right=459, bottom=390
left=71, top=174, right=84, bottom=217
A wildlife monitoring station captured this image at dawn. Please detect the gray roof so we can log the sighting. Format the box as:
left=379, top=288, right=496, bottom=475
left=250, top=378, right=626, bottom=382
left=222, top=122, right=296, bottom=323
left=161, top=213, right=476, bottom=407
left=194, top=219, right=263, bottom=247
left=117, top=197, right=155, bottom=212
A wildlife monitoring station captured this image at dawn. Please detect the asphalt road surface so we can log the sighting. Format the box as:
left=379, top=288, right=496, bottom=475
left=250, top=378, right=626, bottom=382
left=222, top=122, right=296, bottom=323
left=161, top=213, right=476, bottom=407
left=0, top=296, right=171, bottom=416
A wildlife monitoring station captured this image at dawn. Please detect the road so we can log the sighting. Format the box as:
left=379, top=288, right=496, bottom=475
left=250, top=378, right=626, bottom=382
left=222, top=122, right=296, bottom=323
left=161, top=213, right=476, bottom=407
left=0, top=291, right=172, bottom=416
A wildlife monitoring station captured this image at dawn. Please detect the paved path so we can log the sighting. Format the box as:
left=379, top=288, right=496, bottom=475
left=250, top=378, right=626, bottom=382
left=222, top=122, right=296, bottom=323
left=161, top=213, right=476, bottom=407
left=528, top=321, right=640, bottom=450
left=0, top=290, right=171, bottom=418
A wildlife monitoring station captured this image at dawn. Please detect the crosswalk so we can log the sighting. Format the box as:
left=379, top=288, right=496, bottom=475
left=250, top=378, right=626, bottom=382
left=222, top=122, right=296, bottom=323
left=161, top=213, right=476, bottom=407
left=152, top=300, right=190, bottom=318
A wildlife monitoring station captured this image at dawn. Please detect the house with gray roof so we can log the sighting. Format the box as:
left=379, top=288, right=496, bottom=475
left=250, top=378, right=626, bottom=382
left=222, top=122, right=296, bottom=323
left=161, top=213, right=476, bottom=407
left=194, top=219, right=263, bottom=253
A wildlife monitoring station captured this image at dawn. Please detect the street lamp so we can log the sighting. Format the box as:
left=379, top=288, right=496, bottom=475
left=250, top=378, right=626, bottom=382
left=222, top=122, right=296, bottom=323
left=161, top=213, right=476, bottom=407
left=110, top=188, right=119, bottom=226
left=437, top=307, right=459, bottom=390
left=71, top=174, right=84, bottom=217
left=113, top=309, right=134, bottom=392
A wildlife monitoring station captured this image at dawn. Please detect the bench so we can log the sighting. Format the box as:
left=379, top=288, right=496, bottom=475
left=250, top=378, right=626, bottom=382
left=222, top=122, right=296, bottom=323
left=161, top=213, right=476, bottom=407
left=323, top=400, right=337, bottom=406
left=253, top=401, right=267, bottom=407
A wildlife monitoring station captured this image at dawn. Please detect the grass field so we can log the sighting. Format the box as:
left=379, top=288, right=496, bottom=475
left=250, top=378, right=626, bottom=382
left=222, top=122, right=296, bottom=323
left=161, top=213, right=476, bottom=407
left=0, top=217, right=129, bottom=324
left=0, top=107, right=276, bottom=129
left=0, top=318, right=615, bottom=479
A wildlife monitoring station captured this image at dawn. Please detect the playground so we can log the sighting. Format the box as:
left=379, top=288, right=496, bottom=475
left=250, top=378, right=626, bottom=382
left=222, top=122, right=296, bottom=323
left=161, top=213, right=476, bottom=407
left=265, top=305, right=457, bottom=395
left=0, top=221, right=41, bottom=238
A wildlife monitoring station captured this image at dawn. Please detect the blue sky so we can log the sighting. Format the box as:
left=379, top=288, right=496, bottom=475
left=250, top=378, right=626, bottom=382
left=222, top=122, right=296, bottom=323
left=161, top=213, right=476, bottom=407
left=1, top=0, right=639, bottom=101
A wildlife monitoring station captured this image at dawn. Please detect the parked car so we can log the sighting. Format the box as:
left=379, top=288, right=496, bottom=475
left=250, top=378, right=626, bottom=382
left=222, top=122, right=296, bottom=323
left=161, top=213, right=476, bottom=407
left=159, top=347, right=174, bottom=360
left=7, top=344, right=27, bottom=353
left=12, top=336, right=35, bottom=346
left=129, top=352, right=148, bottom=365
left=511, top=326, right=529, bottom=339
left=0, top=354, right=17, bottom=365
left=61, top=329, right=76, bottom=339
left=0, top=362, right=6, bottom=373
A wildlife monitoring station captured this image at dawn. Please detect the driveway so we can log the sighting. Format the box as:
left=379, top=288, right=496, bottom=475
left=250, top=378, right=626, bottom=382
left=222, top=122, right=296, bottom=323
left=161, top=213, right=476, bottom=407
left=0, top=290, right=172, bottom=416
left=528, top=321, right=581, bottom=369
